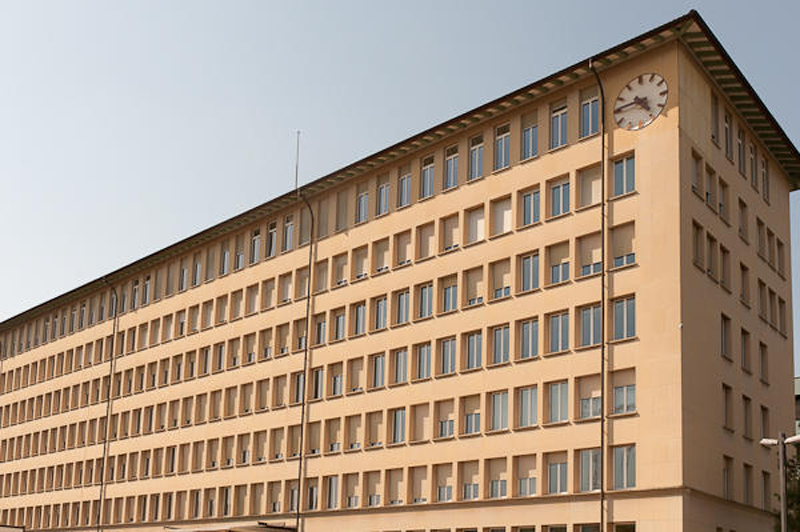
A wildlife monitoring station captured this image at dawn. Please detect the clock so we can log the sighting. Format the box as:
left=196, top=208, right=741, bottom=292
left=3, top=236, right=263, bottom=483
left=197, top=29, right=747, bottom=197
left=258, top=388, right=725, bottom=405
left=614, top=73, right=668, bottom=131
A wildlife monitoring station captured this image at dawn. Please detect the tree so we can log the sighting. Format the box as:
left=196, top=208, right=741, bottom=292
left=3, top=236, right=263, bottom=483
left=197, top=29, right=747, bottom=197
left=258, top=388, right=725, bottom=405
left=776, top=443, right=800, bottom=531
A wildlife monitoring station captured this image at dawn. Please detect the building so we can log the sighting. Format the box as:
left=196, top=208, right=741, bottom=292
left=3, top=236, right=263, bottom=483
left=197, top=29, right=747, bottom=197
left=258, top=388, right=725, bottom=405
left=0, top=10, right=796, bottom=532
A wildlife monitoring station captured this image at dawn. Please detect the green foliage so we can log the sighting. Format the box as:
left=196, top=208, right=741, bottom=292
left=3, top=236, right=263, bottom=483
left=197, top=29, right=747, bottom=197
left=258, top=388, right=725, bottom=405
left=776, top=444, right=800, bottom=531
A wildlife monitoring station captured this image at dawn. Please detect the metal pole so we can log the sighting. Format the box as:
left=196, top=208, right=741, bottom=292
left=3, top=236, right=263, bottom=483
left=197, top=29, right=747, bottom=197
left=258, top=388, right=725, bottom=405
left=780, top=431, right=787, bottom=532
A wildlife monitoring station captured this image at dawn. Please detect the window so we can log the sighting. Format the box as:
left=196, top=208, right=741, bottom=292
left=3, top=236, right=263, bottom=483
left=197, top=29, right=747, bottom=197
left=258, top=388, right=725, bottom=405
left=420, top=156, right=434, bottom=199
left=724, top=111, right=733, bottom=159
left=720, top=314, right=731, bottom=359
left=353, top=303, right=366, bottom=336
left=578, top=165, right=600, bottom=207
left=444, top=146, right=458, bottom=190
left=613, top=445, right=636, bottom=489
left=548, top=458, right=568, bottom=494
left=494, top=124, right=510, bottom=170
left=550, top=102, right=568, bottom=149
left=250, top=230, right=261, bottom=265
left=490, top=391, right=508, bottom=431
left=738, top=199, right=748, bottom=240
left=395, top=290, right=409, bottom=325
left=371, top=354, right=385, bottom=388
left=465, top=331, right=482, bottom=370
left=521, top=188, right=541, bottom=226
left=415, top=344, right=431, bottom=380
left=579, top=449, right=601, bottom=491
left=466, top=205, right=485, bottom=244
left=550, top=262, right=569, bottom=285
left=613, top=155, right=635, bottom=196
left=580, top=304, right=601, bottom=347
left=374, top=296, right=387, bottom=330
left=739, top=263, right=750, bottom=303
left=442, top=280, right=458, bottom=313
left=440, top=337, right=456, bottom=375
left=518, top=386, right=538, bottom=427
left=520, top=253, right=540, bottom=291
left=613, top=384, right=635, bottom=414
left=393, top=349, right=407, bottom=384
left=521, top=111, right=538, bottom=160
left=759, top=343, right=769, bottom=383
left=282, top=215, right=294, bottom=252
left=691, top=153, right=702, bottom=193
left=580, top=87, right=599, bottom=138
left=749, top=143, right=758, bottom=189
left=519, top=318, right=539, bottom=360
left=464, top=411, right=480, bottom=435
left=737, top=128, right=745, bottom=174
left=468, top=135, right=483, bottom=180
left=490, top=479, right=507, bottom=498
left=723, top=456, right=733, bottom=500
left=548, top=381, right=568, bottom=423
left=549, top=312, right=569, bottom=353
left=492, top=325, right=510, bottom=364
left=711, top=92, right=719, bottom=143
left=391, top=408, right=405, bottom=444
left=418, top=283, right=433, bottom=319
left=761, top=156, right=770, bottom=202
left=612, top=296, right=635, bottom=340
left=355, top=189, right=368, bottom=223
left=376, top=176, right=390, bottom=216
left=265, top=222, right=277, bottom=258
left=723, top=383, right=733, bottom=429
left=397, top=170, right=411, bottom=208
left=743, top=395, right=753, bottom=439
left=550, top=178, right=570, bottom=217
left=333, top=311, right=345, bottom=341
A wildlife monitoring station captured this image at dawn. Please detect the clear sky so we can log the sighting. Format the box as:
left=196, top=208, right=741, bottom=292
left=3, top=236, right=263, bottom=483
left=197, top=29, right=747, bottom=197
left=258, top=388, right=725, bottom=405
left=1, top=0, right=798, bottom=369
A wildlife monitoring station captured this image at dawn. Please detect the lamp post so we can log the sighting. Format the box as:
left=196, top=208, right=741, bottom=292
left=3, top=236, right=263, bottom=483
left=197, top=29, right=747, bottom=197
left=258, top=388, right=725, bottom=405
left=760, top=431, right=800, bottom=532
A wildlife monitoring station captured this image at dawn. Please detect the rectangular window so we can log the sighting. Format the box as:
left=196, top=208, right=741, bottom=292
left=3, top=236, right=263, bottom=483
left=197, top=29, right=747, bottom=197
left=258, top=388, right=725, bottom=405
left=749, top=143, right=758, bottom=189
left=521, top=189, right=541, bottom=226
left=353, top=303, right=366, bottom=336
left=468, top=135, right=483, bottom=180
left=282, top=215, right=294, bottom=252
left=440, top=337, right=456, bottom=374
left=521, top=111, right=538, bottom=160
left=396, top=290, right=409, bottom=325
left=520, top=318, right=539, bottom=360
left=391, top=408, right=405, bottom=444
left=580, top=304, right=602, bottom=347
left=548, top=460, right=568, bottom=494
left=548, top=381, right=568, bottom=422
left=397, top=172, right=411, bottom=208
left=737, top=128, right=746, bottom=174
left=518, top=386, right=537, bottom=427
left=720, top=314, right=731, bottom=359
left=550, top=102, right=568, bottom=149
left=579, top=448, right=601, bottom=491
left=371, top=355, right=385, bottom=388
left=393, top=349, right=407, bottom=384
left=265, top=222, right=277, bottom=258
left=374, top=297, right=387, bottom=330
left=420, top=156, right=434, bottom=199
left=250, top=230, right=261, bottom=264
left=466, top=331, right=482, bottom=369
left=550, top=179, right=570, bottom=217
left=415, top=344, right=431, bottom=380
left=418, top=283, right=433, bottom=319
left=492, top=325, right=510, bottom=365
left=613, top=297, right=635, bottom=340
left=520, top=253, right=540, bottom=291
left=355, top=191, right=369, bottom=224
left=761, top=156, right=770, bottom=202
left=549, top=312, right=569, bottom=353
left=613, top=155, right=635, bottom=196
left=613, top=445, right=636, bottom=489
left=724, top=111, right=733, bottom=159
left=494, top=124, right=510, bottom=171
left=444, top=146, right=458, bottom=190
left=442, top=283, right=458, bottom=313
left=490, top=391, right=508, bottom=431
left=376, top=178, right=390, bottom=216
left=580, top=87, right=599, bottom=138
left=613, top=384, right=636, bottom=414
left=711, top=92, right=720, bottom=143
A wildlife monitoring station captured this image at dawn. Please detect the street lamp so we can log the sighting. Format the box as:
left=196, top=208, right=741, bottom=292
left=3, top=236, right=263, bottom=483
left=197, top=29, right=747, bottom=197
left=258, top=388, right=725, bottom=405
left=760, top=431, right=800, bottom=532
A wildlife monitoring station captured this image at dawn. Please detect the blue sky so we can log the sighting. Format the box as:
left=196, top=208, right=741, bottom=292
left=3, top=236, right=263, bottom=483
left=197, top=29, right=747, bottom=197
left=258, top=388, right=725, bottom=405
left=1, top=0, right=798, bottom=370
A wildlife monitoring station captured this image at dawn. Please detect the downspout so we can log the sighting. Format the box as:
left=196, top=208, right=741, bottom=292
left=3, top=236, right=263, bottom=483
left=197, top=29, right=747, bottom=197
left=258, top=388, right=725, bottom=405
left=96, top=279, right=119, bottom=532
left=588, top=58, right=607, bottom=531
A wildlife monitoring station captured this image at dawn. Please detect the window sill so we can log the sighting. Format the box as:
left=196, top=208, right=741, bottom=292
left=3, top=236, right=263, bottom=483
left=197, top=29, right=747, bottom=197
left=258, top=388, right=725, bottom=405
left=608, top=336, right=637, bottom=345
left=345, top=389, right=364, bottom=397
left=386, top=442, right=406, bottom=449
left=438, top=245, right=461, bottom=257
left=462, top=239, right=485, bottom=249
left=460, top=366, right=482, bottom=375
left=575, top=202, right=600, bottom=213
left=516, top=287, right=541, bottom=297
left=349, top=332, right=367, bottom=340
left=489, top=294, right=512, bottom=304
left=541, top=420, right=569, bottom=428
left=739, top=298, right=751, bottom=309
left=371, top=268, right=390, bottom=278
left=609, top=190, right=637, bottom=203
left=486, top=360, right=511, bottom=369
left=607, top=411, right=638, bottom=419
left=574, top=343, right=600, bottom=352
left=691, top=187, right=704, bottom=201
left=489, top=230, right=513, bottom=241
left=433, top=435, right=455, bottom=442
left=388, top=381, right=408, bottom=389
left=514, top=355, right=539, bottom=364
left=393, top=261, right=412, bottom=271
left=723, top=425, right=734, bottom=434
left=365, top=444, right=384, bottom=452
left=545, top=280, right=571, bottom=289
left=720, top=283, right=732, bottom=295
left=459, top=432, right=481, bottom=439
left=391, top=321, right=410, bottom=330
left=547, top=143, right=569, bottom=154
left=435, top=371, right=457, bottom=380
left=349, top=276, right=368, bottom=285
left=544, top=349, right=570, bottom=358
left=413, top=315, right=434, bottom=324
left=416, top=254, right=435, bottom=264
left=410, top=376, right=432, bottom=384
left=418, top=194, right=435, bottom=204
left=516, top=220, right=543, bottom=232
left=576, top=271, right=601, bottom=282
left=485, top=428, right=510, bottom=436
left=491, top=165, right=512, bottom=176
left=277, top=300, right=292, bottom=308
left=462, top=301, right=484, bottom=311
left=545, top=212, right=572, bottom=223
left=574, top=416, right=600, bottom=424
left=513, top=424, right=539, bottom=432
left=437, top=309, right=458, bottom=318
left=331, top=281, right=348, bottom=291
left=441, top=184, right=459, bottom=194
left=466, top=175, right=485, bottom=185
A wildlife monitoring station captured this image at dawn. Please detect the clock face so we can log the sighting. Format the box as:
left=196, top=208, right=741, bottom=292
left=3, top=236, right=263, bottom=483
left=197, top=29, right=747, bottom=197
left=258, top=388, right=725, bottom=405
left=614, top=73, right=668, bottom=131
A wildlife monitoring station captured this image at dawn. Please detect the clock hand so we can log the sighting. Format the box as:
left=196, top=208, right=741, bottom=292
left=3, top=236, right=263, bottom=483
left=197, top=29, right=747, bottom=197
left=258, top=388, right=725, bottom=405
left=614, top=101, right=638, bottom=113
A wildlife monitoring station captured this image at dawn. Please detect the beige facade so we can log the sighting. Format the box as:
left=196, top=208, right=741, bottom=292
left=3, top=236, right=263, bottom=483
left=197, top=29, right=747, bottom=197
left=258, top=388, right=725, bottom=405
left=0, top=11, right=796, bottom=532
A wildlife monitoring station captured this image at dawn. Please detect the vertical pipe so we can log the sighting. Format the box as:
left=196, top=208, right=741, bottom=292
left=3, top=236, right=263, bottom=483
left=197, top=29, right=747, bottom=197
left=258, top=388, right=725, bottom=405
left=96, top=281, right=119, bottom=532
left=780, top=432, right=787, bottom=532
left=295, top=132, right=316, bottom=532
left=589, top=58, right=607, bottom=531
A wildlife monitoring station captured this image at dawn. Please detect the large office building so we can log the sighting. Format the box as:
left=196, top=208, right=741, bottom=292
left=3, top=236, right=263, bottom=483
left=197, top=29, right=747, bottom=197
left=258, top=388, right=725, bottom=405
left=0, top=10, right=796, bottom=532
